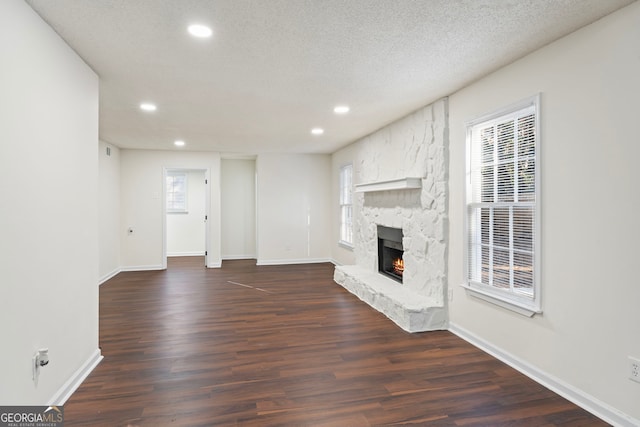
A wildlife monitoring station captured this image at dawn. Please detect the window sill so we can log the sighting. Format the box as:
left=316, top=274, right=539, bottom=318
left=338, top=241, right=354, bottom=250
left=460, top=283, right=541, bottom=317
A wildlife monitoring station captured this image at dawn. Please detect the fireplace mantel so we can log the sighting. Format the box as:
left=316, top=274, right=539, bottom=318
left=354, top=177, right=422, bottom=193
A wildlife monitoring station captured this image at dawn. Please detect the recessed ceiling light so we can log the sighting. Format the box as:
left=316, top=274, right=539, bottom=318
left=334, top=105, right=350, bottom=114
left=140, top=103, right=157, bottom=112
left=311, top=128, right=324, bottom=135
left=174, top=140, right=185, bottom=147
left=188, top=24, right=213, bottom=38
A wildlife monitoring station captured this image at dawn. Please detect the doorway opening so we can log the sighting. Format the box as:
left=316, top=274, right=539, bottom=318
left=163, top=168, right=210, bottom=269
left=220, top=158, right=257, bottom=263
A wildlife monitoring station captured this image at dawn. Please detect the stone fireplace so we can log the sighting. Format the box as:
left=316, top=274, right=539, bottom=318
left=333, top=98, right=448, bottom=332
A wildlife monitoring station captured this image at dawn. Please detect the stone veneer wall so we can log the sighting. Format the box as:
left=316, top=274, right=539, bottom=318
left=334, top=98, right=449, bottom=332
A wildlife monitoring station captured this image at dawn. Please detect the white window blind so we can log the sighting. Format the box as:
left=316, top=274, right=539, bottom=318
left=465, top=95, right=540, bottom=315
left=166, top=172, right=188, bottom=213
left=339, top=164, right=353, bottom=246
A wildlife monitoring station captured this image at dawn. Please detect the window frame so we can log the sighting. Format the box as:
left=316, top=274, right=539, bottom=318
left=166, top=171, right=188, bottom=214
left=339, top=163, right=354, bottom=248
left=462, top=94, right=541, bottom=316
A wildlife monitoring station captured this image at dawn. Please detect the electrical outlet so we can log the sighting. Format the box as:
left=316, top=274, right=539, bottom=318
left=629, top=356, right=640, bottom=383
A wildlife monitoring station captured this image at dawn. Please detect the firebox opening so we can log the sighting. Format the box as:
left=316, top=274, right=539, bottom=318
left=377, top=225, right=404, bottom=283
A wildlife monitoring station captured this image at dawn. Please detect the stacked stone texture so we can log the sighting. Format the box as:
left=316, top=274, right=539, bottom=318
left=335, top=98, right=449, bottom=331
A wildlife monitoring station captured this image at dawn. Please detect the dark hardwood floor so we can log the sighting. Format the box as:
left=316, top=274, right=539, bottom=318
left=65, top=258, right=608, bottom=426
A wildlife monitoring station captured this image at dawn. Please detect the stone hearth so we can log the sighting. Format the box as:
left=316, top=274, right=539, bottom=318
left=334, top=265, right=446, bottom=332
left=334, top=98, right=449, bottom=332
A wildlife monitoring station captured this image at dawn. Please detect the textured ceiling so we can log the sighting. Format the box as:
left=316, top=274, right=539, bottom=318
left=26, top=0, right=634, bottom=154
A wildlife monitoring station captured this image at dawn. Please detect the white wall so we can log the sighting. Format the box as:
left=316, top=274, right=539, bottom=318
left=0, top=0, right=100, bottom=404
left=448, top=2, right=640, bottom=423
left=167, top=170, right=206, bottom=256
left=221, top=159, right=256, bottom=259
left=120, top=149, right=221, bottom=269
left=99, top=141, right=120, bottom=283
left=256, top=154, right=331, bottom=264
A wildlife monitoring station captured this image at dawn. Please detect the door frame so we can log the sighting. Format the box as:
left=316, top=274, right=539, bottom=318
left=162, top=167, right=210, bottom=269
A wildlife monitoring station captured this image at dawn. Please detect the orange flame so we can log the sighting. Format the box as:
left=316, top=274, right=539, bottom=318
left=393, top=258, right=404, bottom=276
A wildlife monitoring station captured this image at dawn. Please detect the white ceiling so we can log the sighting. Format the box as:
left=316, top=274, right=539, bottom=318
left=26, top=0, right=634, bottom=154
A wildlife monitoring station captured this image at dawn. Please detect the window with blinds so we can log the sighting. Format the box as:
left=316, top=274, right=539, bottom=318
left=339, top=164, right=353, bottom=246
left=166, top=172, right=188, bottom=213
left=465, top=95, right=541, bottom=315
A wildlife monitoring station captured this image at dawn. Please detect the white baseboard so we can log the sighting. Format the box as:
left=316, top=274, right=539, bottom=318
left=167, top=251, right=205, bottom=257
left=207, top=261, right=222, bottom=268
left=256, top=257, right=331, bottom=266
left=120, top=264, right=164, bottom=272
left=49, top=348, right=103, bottom=406
left=98, top=268, right=121, bottom=285
left=222, top=255, right=256, bottom=260
left=449, top=323, right=639, bottom=427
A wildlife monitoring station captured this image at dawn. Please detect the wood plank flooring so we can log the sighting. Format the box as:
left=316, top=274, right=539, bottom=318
left=65, top=258, right=609, bottom=426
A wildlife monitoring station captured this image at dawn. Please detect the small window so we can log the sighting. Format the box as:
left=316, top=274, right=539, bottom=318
left=339, top=164, right=353, bottom=247
left=166, top=172, right=188, bottom=213
left=464, top=95, right=541, bottom=316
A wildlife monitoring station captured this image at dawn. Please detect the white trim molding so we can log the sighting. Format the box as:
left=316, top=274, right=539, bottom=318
left=256, top=258, right=332, bottom=266
left=449, top=323, right=639, bottom=427
left=98, top=268, right=121, bottom=286
left=338, top=240, right=354, bottom=250
left=460, top=283, right=541, bottom=317
left=49, top=349, right=103, bottom=406
left=221, top=255, right=257, bottom=260
left=207, top=260, right=222, bottom=268
left=167, top=251, right=206, bottom=257
left=120, top=264, right=165, bottom=272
